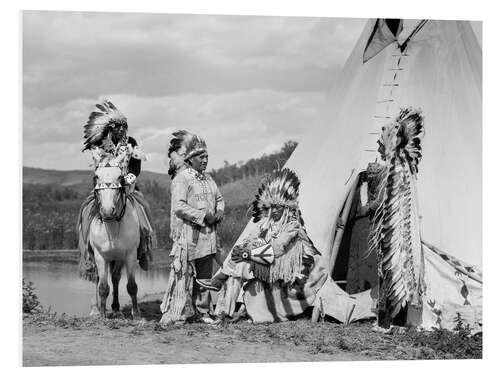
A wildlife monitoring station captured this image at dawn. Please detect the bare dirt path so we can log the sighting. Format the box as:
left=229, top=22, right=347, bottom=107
left=24, top=295, right=373, bottom=366
left=23, top=320, right=369, bottom=366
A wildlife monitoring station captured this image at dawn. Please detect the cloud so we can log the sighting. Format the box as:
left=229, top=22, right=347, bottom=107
left=23, top=11, right=364, bottom=108
left=23, top=141, right=93, bottom=171
left=23, top=90, right=326, bottom=172
left=22, top=11, right=366, bottom=173
left=22, top=13, right=483, bottom=178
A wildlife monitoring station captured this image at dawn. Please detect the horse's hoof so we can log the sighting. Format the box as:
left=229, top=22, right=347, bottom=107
left=131, top=310, right=142, bottom=320
left=89, top=306, right=101, bottom=318
left=109, top=310, right=125, bottom=319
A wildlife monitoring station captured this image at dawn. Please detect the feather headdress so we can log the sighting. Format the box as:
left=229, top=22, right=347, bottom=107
left=251, top=168, right=300, bottom=223
left=167, top=130, right=207, bottom=178
left=377, top=107, right=424, bottom=172
left=369, top=107, right=425, bottom=320
left=82, top=100, right=128, bottom=151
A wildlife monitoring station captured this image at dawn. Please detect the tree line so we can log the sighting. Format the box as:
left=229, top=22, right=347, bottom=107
left=209, top=140, right=297, bottom=185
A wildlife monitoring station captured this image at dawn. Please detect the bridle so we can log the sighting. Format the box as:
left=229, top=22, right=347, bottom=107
left=93, top=163, right=128, bottom=222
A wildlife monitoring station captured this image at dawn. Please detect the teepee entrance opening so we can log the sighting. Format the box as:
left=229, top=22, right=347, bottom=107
left=331, top=179, right=377, bottom=295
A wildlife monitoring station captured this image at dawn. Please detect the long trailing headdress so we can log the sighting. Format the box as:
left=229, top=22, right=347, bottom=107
left=82, top=100, right=128, bottom=152
left=167, top=130, right=207, bottom=178
left=369, top=107, right=425, bottom=320
left=251, top=168, right=301, bottom=223
left=242, top=168, right=309, bottom=284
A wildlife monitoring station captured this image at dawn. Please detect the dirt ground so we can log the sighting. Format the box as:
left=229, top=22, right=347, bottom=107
left=22, top=292, right=372, bottom=366
left=23, top=321, right=369, bottom=366
left=22, top=295, right=481, bottom=366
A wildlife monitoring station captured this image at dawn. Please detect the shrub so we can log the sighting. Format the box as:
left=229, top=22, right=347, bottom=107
left=403, top=319, right=482, bottom=359
left=23, top=279, right=41, bottom=314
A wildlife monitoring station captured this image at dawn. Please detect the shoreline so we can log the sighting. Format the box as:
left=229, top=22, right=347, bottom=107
left=23, top=248, right=172, bottom=268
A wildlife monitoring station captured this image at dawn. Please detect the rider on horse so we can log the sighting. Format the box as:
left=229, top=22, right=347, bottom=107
left=77, top=100, right=156, bottom=282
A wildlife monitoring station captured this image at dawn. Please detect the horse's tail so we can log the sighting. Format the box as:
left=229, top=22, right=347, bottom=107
left=78, top=236, right=99, bottom=284
left=110, top=260, right=124, bottom=279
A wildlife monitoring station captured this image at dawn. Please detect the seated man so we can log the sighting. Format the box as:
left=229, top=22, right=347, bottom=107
left=198, top=168, right=327, bottom=322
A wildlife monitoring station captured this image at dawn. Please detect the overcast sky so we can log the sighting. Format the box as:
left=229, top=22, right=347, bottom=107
left=22, top=12, right=480, bottom=173
left=22, top=11, right=367, bottom=173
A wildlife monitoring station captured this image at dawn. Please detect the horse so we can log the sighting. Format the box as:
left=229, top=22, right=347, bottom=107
left=88, top=152, right=142, bottom=319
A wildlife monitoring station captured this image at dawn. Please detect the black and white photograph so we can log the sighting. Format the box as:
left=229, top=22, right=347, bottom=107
left=18, top=4, right=486, bottom=368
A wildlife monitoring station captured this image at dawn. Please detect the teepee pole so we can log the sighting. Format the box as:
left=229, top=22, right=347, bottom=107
left=328, top=174, right=360, bottom=274
left=311, top=175, right=359, bottom=323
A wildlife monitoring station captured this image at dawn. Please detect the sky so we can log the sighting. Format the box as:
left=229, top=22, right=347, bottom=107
left=22, top=12, right=481, bottom=173
left=22, top=11, right=367, bottom=173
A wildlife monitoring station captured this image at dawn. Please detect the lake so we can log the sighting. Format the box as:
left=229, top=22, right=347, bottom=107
left=23, top=260, right=170, bottom=316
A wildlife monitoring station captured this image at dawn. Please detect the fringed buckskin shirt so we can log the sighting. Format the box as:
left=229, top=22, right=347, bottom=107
left=170, top=167, right=224, bottom=261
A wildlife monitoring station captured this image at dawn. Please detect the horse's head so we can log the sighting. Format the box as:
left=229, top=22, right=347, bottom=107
left=93, top=159, right=126, bottom=222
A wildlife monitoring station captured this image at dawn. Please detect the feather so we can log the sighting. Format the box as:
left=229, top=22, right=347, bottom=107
left=82, top=100, right=127, bottom=151
left=370, top=107, right=425, bottom=321
left=95, top=104, right=106, bottom=112
left=167, top=130, right=207, bottom=178
left=251, top=168, right=300, bottom=222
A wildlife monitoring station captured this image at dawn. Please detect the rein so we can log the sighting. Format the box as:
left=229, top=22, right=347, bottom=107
left=115, top=188, right=128, bottom=222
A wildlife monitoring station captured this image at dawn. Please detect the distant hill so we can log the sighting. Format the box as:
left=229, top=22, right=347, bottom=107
left=23, top=139, right=297, bottom=200
left=220, top=175, right=263, bottom=208
left=23, top=167, right=90, bottom=186
left=22, top=166, right=261, bottom=207
left=23, top=166, right=171, bottom=195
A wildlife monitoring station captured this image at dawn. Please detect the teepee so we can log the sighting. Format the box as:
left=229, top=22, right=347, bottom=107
left=225, top=19, right=482, bottom=330
left=290, top=18, right=482, bottom=330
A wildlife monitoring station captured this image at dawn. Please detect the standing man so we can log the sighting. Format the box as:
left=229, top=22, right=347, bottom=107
left=160, top=131, right=224, bottom=324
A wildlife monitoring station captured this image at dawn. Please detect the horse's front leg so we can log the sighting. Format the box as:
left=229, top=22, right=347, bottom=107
left=94, top=252, right=110, bottom=318
left=125, top=251, right=141, bottom=319
left=110, top=260, right=124, bottom=318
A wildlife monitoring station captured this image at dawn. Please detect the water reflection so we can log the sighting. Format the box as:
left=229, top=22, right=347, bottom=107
left=23, top=261, right=169, bottom=316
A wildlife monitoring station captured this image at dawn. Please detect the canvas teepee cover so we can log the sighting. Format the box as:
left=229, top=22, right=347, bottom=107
left=288, top=19, right=482, bottom=330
